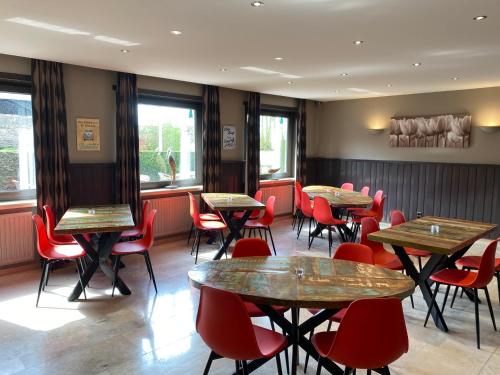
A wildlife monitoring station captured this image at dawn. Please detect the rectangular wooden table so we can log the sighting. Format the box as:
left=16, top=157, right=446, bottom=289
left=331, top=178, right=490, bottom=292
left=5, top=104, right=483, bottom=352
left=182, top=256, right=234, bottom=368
left=201, top=193, right=265, bottom=260
left=368, top=216, right=497, bottom=331
left=55, top=204, right=135, bottom=301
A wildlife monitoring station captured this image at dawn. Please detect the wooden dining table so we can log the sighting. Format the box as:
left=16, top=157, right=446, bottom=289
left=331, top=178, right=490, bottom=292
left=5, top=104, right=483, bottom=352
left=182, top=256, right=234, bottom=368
left=201, top=193, right=265, bottom=260
left=302, top=185, right=373, bottom=241
left=189, top=256, right=414, bottom=375
left=54, top=204, right=135, bottom=301
left=368, top=216, right=497, bottom=331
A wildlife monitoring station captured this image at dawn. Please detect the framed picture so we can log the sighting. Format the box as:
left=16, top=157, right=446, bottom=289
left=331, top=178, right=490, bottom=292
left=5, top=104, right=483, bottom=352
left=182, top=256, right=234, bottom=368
left=223, top=125, right=236, bottom=150
left=76, top=118, right=100, bottom=151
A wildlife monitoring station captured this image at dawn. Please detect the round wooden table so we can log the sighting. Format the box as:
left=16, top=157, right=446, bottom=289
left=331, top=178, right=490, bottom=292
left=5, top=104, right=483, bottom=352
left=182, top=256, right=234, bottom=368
left=189, top=256, right=414, bottom=375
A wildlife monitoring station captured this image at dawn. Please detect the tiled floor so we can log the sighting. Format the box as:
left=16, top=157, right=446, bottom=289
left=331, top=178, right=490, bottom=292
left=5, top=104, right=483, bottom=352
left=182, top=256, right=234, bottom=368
left=0, top=217, right=498, bottom=375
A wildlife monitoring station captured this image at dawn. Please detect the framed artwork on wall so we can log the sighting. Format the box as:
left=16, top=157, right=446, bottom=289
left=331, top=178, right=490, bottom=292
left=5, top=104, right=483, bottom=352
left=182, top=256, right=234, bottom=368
left=222, top=125, right=236, bottom=150
left=76, top=118, right=100, bottom=151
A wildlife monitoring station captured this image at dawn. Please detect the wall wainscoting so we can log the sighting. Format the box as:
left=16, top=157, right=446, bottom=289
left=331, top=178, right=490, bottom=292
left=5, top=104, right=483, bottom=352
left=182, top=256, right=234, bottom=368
left=307, top=157, right=500, bottom=237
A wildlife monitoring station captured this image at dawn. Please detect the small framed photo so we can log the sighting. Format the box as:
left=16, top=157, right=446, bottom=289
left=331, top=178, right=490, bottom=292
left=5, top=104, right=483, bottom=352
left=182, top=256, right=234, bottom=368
left=76, top=118, right=100, bottom=151
left=223, top=125, right=236, bottom=150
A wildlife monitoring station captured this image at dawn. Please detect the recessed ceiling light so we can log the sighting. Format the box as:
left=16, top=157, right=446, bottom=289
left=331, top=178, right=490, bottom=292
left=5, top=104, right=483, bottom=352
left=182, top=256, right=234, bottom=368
left=274, top=57, right=284, bottom=61
left=287, top=81, right=293, bottom=85
left=219, top=68, right=227, bottom=72
left=251, top=1, right=264, bottom=7
left=170, top=30, right=182, bottom=35
left=341, top=73, right=349, bottom=77
left=413, top=62, right=422, bottom=67
left=120, top=49, right=130, bottom=53
left=387, top=84, right=392, bottom=87
left=353, top=40, right=364, bottom=45
left=473, top=15, right=487, bottom=21
left=333, top=89, right=339, bottom=93
left=451, top=77, right=459, bottom=80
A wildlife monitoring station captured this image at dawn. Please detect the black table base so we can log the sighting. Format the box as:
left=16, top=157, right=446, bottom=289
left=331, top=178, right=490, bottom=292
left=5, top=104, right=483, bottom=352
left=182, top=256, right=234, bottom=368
left=213, top=210, right=252, bottom=260
left=69, top=232, right=129, bottom=301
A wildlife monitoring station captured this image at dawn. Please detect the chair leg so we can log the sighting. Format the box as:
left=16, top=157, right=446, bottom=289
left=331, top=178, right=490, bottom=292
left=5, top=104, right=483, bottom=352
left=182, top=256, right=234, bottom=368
left=195, top=230, right=202, bottom=264
left=76, top=258, right=87, bottom=300
left=343, top=367, right=352, bottom=375
left=384, top=366, right=391, bottom=375
left=282, top=327, right=290, bottom=375
left=496, top=271, right=499, bottom=305
left=268, top=227, right=277, bottom=255
left=242, top=361, right=249, bottom=375
left=112, top=255, right=121, bottom=297
left=417, top=256, right=423, bottom=272
left=450, top=285, right=460, bottom=308
left=202, top=351, right=216, bottom=375
left=307, top=218, right=313, bottom=249
left=43, top=261, right=52, bottom=290
left=316, top=356, right=322, bottom=375
left=36, top=259, right=48, bottom=307
left=473, top=288, right=481, bottom=349
left=304, top=328, right=314, bottom=373
left=275, top=351, right=284, bottom=375
left=327, top=320, right=333, bottom=331
left=424, top=282, right=441, bottom=327
left=441, top=284, right=451, bottom=315
left=297, top=216, right=304, bottom=239
left=483, top=287, right=497, bottom=331
left=145, top=251, right=158, bottom=294
left=187, top=222, right=194, bottom=245
left=191, top=228, right=197, bottom=255
left=328, top=226, right=333, bottom=258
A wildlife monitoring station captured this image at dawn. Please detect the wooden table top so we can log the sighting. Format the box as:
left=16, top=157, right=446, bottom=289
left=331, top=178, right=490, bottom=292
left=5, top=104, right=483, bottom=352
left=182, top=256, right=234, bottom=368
left=188, top=256, right=415, bottom=309
left=202, top=193, right=265, bottom=211
left=302, top=185, right=373, bottom=208
left=54, top=204, right=135, bottom=234
left=368, top=216, right=497, bottom=255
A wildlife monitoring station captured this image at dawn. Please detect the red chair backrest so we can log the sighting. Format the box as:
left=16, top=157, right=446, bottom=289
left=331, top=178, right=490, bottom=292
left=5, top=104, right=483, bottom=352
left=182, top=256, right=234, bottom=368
left=334, top=243, right=375, bottom=265
left=43, top=205, right=74, bottom=243
left=341, top=183, right=354, bottom=191
left=300, top=191, right=314, bottom=217
left=259, top=196, right=276, bottom=226
left=360, top=217, right=387, bottom=257
left=141, top=209, right=157, bottom=249
left=390, top=210, right=405, bottom=226
left=32, top=214, right=53, bottom=259
left=249, top=190, right=263, bottom=218
left=232, top=238, right=272, bottom=258
left=294, top=182, right=302, bottom=209
left=313, top=196, right=334, bottom=225
left=360, top=186, right=370, bottom=196
left=327, top=298, right=408, bottom=369
left=371, top=195, right=385, bottom=222
left=196, top=285, right=263, bottom=360
left=188, top=192, right=201, bottom=226
left=470, top=239, right=499, bottom=288
left=137, top=200, right=151, bottom=233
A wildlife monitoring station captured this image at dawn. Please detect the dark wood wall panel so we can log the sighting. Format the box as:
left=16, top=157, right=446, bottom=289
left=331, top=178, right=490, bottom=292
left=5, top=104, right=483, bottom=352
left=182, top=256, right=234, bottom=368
left=220, top=161, right=245, bottom=193
left=307, top=158, right=500, bottom=237
left=69, top=163, right=116, bottom=206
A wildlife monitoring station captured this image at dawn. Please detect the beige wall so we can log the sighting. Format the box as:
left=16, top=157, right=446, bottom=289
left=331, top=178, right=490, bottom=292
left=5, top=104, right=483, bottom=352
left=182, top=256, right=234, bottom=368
left=315, top=87, right=500, bottom=164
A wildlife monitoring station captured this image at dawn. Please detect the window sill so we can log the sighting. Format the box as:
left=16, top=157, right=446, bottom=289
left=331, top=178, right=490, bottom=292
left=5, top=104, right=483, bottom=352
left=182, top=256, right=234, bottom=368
left=0, top=199, right=36, bottom=213
left=141, top=185, right=203, bottom=199
left=259, top=177, right=295, bottom=187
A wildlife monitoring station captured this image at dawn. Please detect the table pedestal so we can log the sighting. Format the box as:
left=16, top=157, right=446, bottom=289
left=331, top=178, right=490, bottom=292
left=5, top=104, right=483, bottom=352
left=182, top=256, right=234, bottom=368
left=212, top=210, right=252, bottom=260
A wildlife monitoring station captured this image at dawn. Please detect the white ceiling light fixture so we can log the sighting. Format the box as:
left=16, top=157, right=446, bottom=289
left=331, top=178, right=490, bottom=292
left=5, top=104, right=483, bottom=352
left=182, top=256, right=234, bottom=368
left=274, top=57, right=284, bottom=61
left=387, top=84, right=392, bottom=87
left=287, top=81, right=293, bottom=85
left=341, top=73, right=349, bottom=77
left=170, top=30, right=182, bottom=36
left=94, top=35, right=139, bottom=46
left=6, top=17, right=90, bottom=35
left=451, top=77, right=459, bottom=80
left=413, top=62, right=422, bottom=67
left=251, top=1, right=264, bottom=7
left=473, top=15, right=487, bottom=21
left=120, top=49, right=130, bottom=53
left=353, top=40, right=364, bottom=45
left=219, top=68, right=227, bottom=72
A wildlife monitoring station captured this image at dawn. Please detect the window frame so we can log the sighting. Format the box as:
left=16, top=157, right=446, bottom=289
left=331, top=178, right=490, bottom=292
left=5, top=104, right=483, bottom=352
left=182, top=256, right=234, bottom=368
left=137, top=89, right=202, bottom=189
left=259, top=105, right=296, bottom=180
left=0, top=73, right=35, bottom=202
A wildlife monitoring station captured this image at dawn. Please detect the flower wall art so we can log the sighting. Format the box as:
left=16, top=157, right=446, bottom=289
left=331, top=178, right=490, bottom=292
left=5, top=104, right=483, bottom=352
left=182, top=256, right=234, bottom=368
left=389, top=114, right=471, bottom=148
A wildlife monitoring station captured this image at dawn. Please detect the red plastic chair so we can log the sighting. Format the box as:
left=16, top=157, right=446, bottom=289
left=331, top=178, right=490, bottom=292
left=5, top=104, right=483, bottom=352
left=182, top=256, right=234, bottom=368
left=233, top=190, right=263, bottom=221
left=390, top=210, right=431, bottom=271
left=188, top=192, right=228, bottom=263
left=361, top=217, right=403, bottom=271
left=196, top=285, right=287, bottom=375
left=360, top=186, right=370, bottom=196
left=345, top=186, right=371, bottom=220
left=43, top=205, right=78, bottom=245
left=32, top=214, right=87, bottom=307
left=310, top=196, right=347, bottom=257
left=292, top=182, right=303, bottom=230
left=297, top=191, right=315, bottom=246
left=351, top=190, right=385, bottom=240
left=111, top=209, right=158, bottom=296
left=244, top=196, right=277, bottom=255
left=187, top=195, right=222, bottom=245
left=304, top=243, right=375, bottom=372
left=311, top=298, right=408, bottom=374
left=121, top=200, right=150, bottom=238
left=424, top=239, right=498, bottom=349
left=341, top=183, right=354, bottom=191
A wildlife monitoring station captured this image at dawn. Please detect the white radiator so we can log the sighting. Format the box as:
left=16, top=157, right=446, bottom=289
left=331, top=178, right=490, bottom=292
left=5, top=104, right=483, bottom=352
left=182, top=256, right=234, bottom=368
left=261, top=184, right=293, bottom=216
left=0, top=211, right=35, bottom=267
left=148, top=195, right=193, bottom=238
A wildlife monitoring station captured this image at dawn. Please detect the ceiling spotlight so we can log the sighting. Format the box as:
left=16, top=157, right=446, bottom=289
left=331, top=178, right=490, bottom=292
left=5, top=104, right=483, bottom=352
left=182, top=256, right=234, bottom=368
left=473, top=15, right=487, bottom=21
left=387, top=84, right=392, bottom=87
left=120, top=49, right=130, bottom=53
left=251, top=1, right=264, bottom=7
left=353, top=40, right=364, bottom=45
left=287, top=81, right=293, bottom=85
left=341, top=73, right=349, bottom=76
left=451, top=77, right=459, bottom=80
left=274, top=57, right=284, bottom=61
left=170, top=30, right=182, bottom=35
left=219, top=68, right=227, bottom=72
left=333, top=89, right=339, bottom=93
left=413, top=62, right=422, bottom=67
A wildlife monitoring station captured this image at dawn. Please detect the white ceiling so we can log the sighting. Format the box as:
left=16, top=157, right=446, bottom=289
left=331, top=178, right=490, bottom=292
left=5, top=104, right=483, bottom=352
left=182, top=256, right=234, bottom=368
left=1, top=0, right=500, bottom=101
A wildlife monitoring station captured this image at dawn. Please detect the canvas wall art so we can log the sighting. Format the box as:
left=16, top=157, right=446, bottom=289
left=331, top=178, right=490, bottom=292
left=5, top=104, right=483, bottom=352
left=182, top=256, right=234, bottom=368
left=389, top=114, right=471, bottom=148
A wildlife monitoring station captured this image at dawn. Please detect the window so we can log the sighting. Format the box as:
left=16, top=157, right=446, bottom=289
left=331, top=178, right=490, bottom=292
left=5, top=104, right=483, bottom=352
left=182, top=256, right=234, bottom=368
left=259, top=109, right=295, bottom=179
left=0, top=79, right=35, bottom=200
left=138, top=92, right=201, bottom=188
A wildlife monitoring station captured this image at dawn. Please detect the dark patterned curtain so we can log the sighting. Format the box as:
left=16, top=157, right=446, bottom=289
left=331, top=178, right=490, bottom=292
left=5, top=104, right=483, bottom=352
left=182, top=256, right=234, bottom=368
left=115, top=73, right=141, bottom=223
left=31, top=60, right=70, bottom=221
left=245, top=92, right=261, bottom=197
left=296, top=99, right=307, bottom=185
left=202, top=85, right=221, bottom=193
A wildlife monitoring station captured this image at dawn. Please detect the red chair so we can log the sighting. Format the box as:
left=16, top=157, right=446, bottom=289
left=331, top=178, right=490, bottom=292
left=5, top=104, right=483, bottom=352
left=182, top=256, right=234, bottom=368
left=351, top=190, right=385, bottom=241
left=292, top=182, right=302, bottom=229
left=424, top=239, right=498, bottom=349
left=341, top=183, right=354, bottom=191
left=187, top=196, right=221, bottom=245
left=233, top=190, right=263, bottom=221
left=244, top=196, right=277, bottom=255
left=304, top=243, right=374, bottom=372
left=188, top=192, right=228, bottom=264
left=297, top=191, right=315, bottom=247
left=121, top=200, right=150, bottom=239
left=32, top=214, right=87, bottom=307
left=310, top=196, right=347, bottom=257
left=360, top=186, right=370, bottom=196
left=111, top=209, right=158, bottom=296
left=390, top=210, right=431, bottom=271
left=43, top=205, right=78, bottom=245
left=196, top=285, right=287, bottom=375
left=312, top=298, right=409, bottom=374
left=345, top=186, right=370, bottom=220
